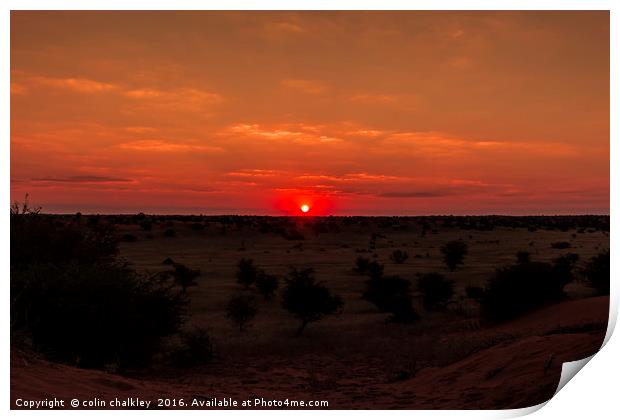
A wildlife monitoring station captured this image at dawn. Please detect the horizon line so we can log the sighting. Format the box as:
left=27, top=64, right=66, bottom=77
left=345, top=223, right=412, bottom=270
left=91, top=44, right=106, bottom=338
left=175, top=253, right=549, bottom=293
left=31, top=212, right=611, bottom=218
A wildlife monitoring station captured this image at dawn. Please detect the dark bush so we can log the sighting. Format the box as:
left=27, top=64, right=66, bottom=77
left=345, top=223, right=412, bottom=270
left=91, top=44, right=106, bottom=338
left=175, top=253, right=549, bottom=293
left=417, top=272, right=454, bottom=311
left=226, top=293, right=258, bottom=331
left=440, top=240, right=468, bottom=271
left=481, top=262, right=571, bottom=322
left=281, top=268, right=343, bottom=336
left=170, top=263, right=200, bottom=293
left=354, top=256, right=371, bottom=274
left=162, top=257, right=175, bottom=265
left=465, top=285, right=484, bottom=300
left=164, top=228, right=176, bottom=237
left=139, top=220, right=153, bottom=231
left=362, top=275, right=418, bottom=322
left=11, top=201, right=186, bottom=369
left=121, top=233, right=138, bottom=242
left=282, top=229, right=305, bottom=241
left=236, top=258, right=258, bottom=289
left=551, top=241, right=571, bottom=249
left=551, top=253, right=580, bottom=284
left=516, top=251, right=530, bottom=264
left=190, top=222, right=205, bottom=231
left=11, top=205, right=117, bottom=271
left=554, top=252, right=579, bottom=266
left=386, top=293, right=418, bottom=323
left=390, top=249, right=409, bottom=264
left=11, top=262, right=186, bottom=369
left=367, top=260, right=385, bottom=279
left=584, top=250, right=610, bottom=295
left=363, top=275, right=410, bottom=312
left=255, top=270, right=279, bottom=299
left=171, top=327, right=213, bottom=367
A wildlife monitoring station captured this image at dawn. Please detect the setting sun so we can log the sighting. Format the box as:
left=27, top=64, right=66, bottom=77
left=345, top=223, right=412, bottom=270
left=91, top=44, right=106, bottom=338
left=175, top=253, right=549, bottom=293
left=300, top=204, right=310, bottom=213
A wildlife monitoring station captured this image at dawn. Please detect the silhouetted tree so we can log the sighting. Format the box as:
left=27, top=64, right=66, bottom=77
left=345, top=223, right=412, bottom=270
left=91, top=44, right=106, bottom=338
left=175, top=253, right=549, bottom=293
left=390, top=249, right=409, bottom=264
left=354, top=256, right=371, bottom=274
left=171, top=263, right=200, bottom=293
left=367, top=260, right=385, bottom=279
left=584, top=250, right=610, bottom=295
left=281, top=268, right=343, bottom=336
left=226, top=293, right=257, bottom=331
left=440, top=240, right=468, bottom=271
left=172, top=327, right=213, bottom=367
left=516, top=251, right=530, bottom=264
left=255, top=270, right=279, bottom=300
left=552, top=253, right=580, bottom=285
left=236, top=258, right=258, bottom=289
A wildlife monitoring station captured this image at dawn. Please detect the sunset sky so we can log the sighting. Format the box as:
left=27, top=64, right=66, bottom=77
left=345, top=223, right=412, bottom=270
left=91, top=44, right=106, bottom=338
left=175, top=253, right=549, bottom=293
left=10, top=11, right=609, bottom=215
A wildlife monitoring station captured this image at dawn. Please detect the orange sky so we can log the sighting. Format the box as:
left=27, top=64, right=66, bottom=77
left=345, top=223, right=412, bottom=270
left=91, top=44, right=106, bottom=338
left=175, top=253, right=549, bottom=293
left=10, top=11, right=609, bottom=215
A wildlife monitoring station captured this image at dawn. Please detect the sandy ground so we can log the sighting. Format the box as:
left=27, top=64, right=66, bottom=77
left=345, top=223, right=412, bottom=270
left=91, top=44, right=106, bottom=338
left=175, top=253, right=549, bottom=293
left=117, top=220, right=607, bottom=338
left=11, top=220, right=610, bottom=409
left=11, top=296, right=608, bottom=409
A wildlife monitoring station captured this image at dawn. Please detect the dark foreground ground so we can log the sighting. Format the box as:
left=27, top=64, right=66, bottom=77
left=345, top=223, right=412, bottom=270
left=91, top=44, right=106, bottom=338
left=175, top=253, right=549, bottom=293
left=11, top=215, right=610, bottom=409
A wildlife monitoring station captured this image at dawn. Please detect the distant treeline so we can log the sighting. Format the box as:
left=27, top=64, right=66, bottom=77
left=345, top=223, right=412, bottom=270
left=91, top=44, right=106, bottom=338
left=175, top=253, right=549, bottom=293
left=42, top=213, right=610, bottom=233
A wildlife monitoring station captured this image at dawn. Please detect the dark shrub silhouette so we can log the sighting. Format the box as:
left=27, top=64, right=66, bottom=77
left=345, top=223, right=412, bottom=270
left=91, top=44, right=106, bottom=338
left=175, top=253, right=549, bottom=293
left=362, top=275, right=418, bottom=322
left=162, top=257, right=175, bottom=265
left=386, top=293, right=418, bottom=323
left=11, top=199, right=117, bottom=270
left=390, top=249, right=409, bottom=264
left=554, top=252, right=579, bottom=266
left=11, top=200, right=183, bottom=370
left=363, top=275, right=409, bottom=311
left=481, top=262, right=571, bottom=322
left=121, top=233, right=138, bottom=242
left=190, top=222, right=205, bottom=231
left=255, top=270, right=279, bottom=299
left=440, top=240, right=468, bottom=271
left=367, top=260, right=385, bottom=279
left=226, top=293, right=258, bottom=331
left=584, top=250, right=610, bottom=295
left=139, top=220, right=153, bottom=231
left=164, top=228, right=176, bottom=238
left=417, top=272, right=454, bottom=311
left=354, top=256, right=371, bottom=274
left=552, top=253, right=580, bottom=285
left=236, top=258, right=258, bottom=289
left=170, top=263, right=200, bottom=293
left=465, top=285, right=484, bottom=300
left=11, top=262, right=186, bottom=369
left=551, top=241, right=571, bottom=249
left=172, top=327, right=213, bottom=367
left=282, top=229, right=304, bottom=241
left=281, top=268, right=343, bottom=336
left=516, top=251, right=530, bottom=264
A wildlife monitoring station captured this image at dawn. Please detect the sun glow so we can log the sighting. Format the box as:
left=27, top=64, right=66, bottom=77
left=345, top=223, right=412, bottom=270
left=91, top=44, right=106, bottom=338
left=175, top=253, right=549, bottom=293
left=300, top=204, right=310, bottom=213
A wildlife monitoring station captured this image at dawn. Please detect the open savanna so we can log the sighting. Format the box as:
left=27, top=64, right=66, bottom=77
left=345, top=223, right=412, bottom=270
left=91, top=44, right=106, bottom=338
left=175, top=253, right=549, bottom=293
left=12, top=215, right=610, bottom=409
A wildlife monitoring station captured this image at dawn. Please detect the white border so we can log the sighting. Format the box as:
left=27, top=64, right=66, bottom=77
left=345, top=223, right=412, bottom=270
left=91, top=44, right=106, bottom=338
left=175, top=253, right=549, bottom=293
left=3, top=2, right=616, bottom=419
